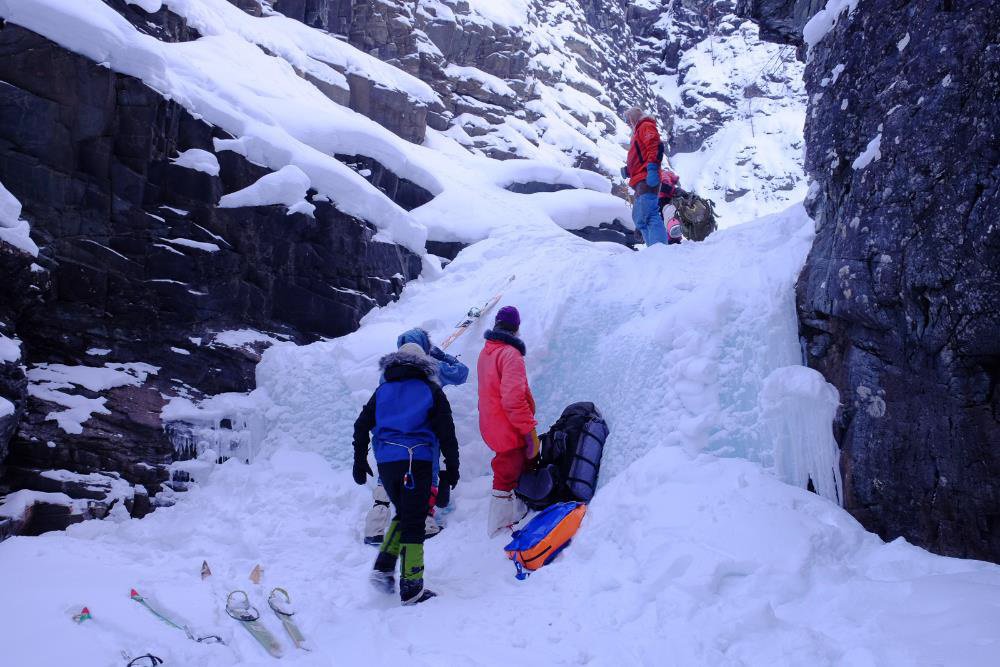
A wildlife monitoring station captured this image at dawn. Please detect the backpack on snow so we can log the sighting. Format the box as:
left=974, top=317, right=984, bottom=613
left=504, top=501, right=587, bottom=579
left=672, top=188, right=718, bottom=242
left=516, top=402, right=609, bottom=511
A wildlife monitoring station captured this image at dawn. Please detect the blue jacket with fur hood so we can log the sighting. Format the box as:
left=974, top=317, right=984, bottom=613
left=353, top=349, right=460, bottom=469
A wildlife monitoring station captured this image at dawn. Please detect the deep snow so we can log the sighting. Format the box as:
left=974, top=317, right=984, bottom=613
left=2, top=0, right=999, bottom=664
left=4, top=207, right=1000, bottom=666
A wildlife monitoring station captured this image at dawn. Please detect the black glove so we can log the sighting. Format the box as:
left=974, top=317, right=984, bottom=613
left=439, top=467, right=460, bottom=489
left=429, top=346, right=458, bottom=364
left=619, top=166, right=628, bottom=179
left=353, top=456, right=373, bottom=485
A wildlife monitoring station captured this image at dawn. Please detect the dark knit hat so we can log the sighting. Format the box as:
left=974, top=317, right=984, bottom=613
left=495, top=305, right=521, bottom=331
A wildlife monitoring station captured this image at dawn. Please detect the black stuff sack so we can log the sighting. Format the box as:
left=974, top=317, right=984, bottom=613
left=516, top=402, right=609, bottom=510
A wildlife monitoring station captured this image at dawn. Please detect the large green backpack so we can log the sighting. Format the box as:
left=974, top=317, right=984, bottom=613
left=672, top=189, right=718, bottom=242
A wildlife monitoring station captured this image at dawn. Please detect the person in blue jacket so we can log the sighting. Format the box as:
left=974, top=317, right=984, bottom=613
left=395, top=328, right=469, bottom=387
left=364, top=329, right=468, bottom=545
left=353, top=343, right=460, bottom=605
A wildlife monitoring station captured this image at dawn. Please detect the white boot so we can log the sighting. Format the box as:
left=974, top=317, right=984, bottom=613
left=364, top=483, right=391, bottom=545
left=424, top=513, right=442, bottom=539
left=487, top=490, right=528, bottom=538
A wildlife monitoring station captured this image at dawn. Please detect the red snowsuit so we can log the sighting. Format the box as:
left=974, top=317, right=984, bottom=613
left=626, top=117, right=663, bottom=189
left=477, top=334, right=536, bottom=491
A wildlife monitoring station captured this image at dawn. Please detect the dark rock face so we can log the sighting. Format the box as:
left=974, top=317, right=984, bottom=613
left=736, top=0, right=824, bottom=46
left=569, top=220, right=637, bottom=248
left=101, top=0, right=203, bottom=42
left=425, top=240, right=467, bottom=263
left=757, top=2, right=1000, bottom=560
left=335, top=154, right=434, bottom=211
left=0, top=22, right=421, bottom=536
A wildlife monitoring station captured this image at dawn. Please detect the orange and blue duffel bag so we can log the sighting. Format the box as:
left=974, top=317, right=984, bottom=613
left=504, top=501, right=587, bottom=579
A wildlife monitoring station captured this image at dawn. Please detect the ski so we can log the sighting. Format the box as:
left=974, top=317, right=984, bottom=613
left=226, top=590, right=283, bottom=658
left=75, top=603, right=171, bottom=664
left=72, top=606, right=93, bottom=624
left=268, top=587, right=310, bottom=651
left=439, top=274, right=515, bottom=350
left=130, top=588, right=224, bottom=645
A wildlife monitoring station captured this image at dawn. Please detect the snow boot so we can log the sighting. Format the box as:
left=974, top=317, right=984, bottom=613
left=487, top=489, right=528, bottom=538
left=400, top=579, right=437, bottom=605
left=370, top=520, right=401, bottom=593
left=364, top=483, right=391, bottom=545
left=424, top=513, right=442, bottom=539
left=399, top=543, right=436, bottom=605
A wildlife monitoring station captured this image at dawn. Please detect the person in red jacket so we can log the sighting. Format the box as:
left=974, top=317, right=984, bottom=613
left=477, top=305, right=539, bottom=537
left=622, top=107, right=670, bottom=246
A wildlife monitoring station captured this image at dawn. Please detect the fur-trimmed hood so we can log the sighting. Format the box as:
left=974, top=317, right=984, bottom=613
left=484, top=328, right=526, bottom=356
left=379, top=350, right=440, bottom=384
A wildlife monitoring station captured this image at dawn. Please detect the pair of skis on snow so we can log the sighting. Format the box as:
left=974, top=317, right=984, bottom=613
left=74, top=582, right=308, bottom=662
left=130, top=584, right=308, bottom=658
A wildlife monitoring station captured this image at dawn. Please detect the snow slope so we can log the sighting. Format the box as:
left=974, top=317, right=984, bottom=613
left=1, top=1, right=998, bottom=664
left=256, top=206, right=822, bottom=485
left=3, top=206, right=999, bottom=666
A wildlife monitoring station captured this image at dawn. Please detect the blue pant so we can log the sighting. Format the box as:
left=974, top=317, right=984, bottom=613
left=633, top=193, right=668, bottom=246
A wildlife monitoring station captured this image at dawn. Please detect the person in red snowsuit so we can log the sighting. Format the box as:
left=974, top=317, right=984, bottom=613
left=477, top=305, right=539, bottom=536
left=622, top=107, right=673, bottom=245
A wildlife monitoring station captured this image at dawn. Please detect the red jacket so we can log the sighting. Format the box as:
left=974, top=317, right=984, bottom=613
left=626, top=117, right=663, bottom=188
left=477, top=334, right=536, bottom=453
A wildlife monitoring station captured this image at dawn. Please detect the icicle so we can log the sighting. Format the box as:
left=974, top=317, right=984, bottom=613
left=758, top=366, right=844, bottom=504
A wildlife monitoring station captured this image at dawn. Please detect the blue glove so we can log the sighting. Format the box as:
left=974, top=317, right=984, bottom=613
left=645, top=163, right=660, bottom=188
left=619, top=166, right=628, bottom=179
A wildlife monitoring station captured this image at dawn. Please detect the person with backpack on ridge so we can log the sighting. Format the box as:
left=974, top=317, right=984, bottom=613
left=657, top=165, right=684, bottom=245
left=477, top=306, right=539, bottom=537
left=620, top=107, right=678, bottom=246
left=364, top=328, right=468, bottom=545
left=352, top=342, right=460, bottom=605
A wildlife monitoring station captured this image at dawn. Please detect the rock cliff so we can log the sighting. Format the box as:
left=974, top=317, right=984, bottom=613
left=744, top=0, right=1000, bottom=560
